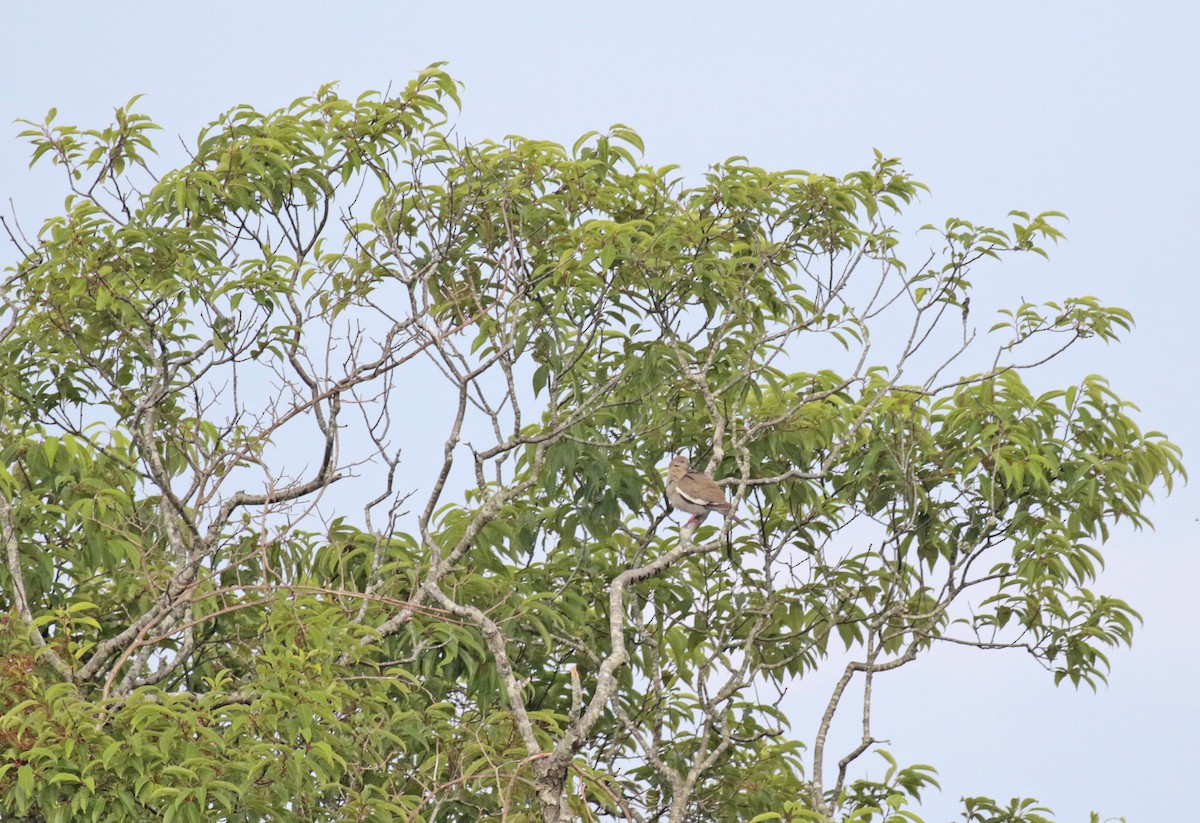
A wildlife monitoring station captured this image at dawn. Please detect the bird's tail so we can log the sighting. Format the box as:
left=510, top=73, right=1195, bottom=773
left=714, top=502, right=750, bottom=528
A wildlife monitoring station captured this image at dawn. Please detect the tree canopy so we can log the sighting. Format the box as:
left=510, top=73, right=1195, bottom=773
left=0, top=66, right=1183, bottom=822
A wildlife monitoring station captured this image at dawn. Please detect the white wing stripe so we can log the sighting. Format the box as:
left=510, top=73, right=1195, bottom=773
left=676, top=488, right=712, bottom=507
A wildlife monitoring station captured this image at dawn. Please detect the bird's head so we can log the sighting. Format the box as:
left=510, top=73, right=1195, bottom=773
left=668, top=455, right=690, bottom=479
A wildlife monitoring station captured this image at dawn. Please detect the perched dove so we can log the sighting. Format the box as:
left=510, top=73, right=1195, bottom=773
left=665, top=455, right=748, bottom=528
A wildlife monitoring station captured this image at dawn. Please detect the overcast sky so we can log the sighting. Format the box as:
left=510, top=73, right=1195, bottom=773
left=2, top=3, right=1196, bottom=820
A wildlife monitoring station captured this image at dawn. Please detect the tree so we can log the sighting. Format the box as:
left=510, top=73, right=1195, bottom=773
left=0, top=65, right=1182, bottom=822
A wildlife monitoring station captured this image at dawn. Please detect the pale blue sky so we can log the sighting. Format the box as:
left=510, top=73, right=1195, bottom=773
left=3, top=3, right=1196, bottom=820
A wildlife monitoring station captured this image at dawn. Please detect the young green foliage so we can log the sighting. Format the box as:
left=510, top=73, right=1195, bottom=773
left=0, top=66, right=1181, bottom=822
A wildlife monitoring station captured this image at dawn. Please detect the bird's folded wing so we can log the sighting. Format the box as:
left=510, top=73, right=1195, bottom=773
left=676, top=475, right=725, bottom=507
